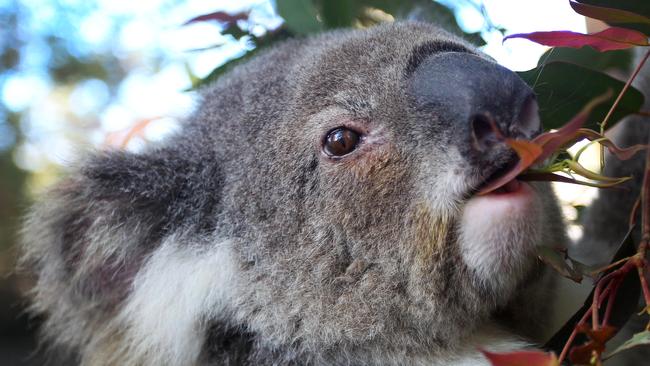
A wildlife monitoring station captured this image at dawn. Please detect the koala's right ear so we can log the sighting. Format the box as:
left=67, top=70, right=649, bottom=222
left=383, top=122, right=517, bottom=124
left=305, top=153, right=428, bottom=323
left=21, top=146, right=223, bottom=336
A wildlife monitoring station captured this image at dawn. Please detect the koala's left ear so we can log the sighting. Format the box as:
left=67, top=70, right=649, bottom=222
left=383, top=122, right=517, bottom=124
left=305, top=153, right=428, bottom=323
left=22, top=146, right=223, bottom=321
left=80, top=148, right=223, bottom=234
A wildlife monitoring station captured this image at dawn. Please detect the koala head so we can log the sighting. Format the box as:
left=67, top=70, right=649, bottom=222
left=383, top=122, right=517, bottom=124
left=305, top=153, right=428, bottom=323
left=22, top=21, right=565, bottom=365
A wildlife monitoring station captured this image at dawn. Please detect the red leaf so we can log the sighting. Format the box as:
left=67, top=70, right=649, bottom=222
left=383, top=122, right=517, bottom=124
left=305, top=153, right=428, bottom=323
left=569, top=1, right=650, bottom=25
left=481, top=349, right=559, bottom=366
left=477, top=139, right=542, bottom=195
left=504, top=27, right=649, bottom=51
left=569, top=325, right=617, bottom=364
left=183, top=11, right=249, bottom=26
left=569, top=341, right=601, bottom=364
left=585, top=325, right=617, bottom=344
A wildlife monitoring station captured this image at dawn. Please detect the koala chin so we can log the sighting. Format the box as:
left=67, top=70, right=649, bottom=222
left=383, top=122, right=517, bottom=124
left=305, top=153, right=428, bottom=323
left=21, top=21, right=566, bottom=366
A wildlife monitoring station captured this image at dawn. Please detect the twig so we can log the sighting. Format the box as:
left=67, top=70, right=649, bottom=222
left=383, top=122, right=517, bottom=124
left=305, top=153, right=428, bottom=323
left=558, top=310, right=592, bottom=364
left=635, top=132, right=650, bottom=304
left=599, top=48, right=650, bottom=168
left=590, top=256, right=631, bottom=276
left=601, top=48, right=650, bottom=133
left=634, top=121, right=650, bottom=326
left=593, top=280, right=601, bottom=330
left=636, top=259, right=650, bottom=315
left=602, top=278, right=622, bottom=327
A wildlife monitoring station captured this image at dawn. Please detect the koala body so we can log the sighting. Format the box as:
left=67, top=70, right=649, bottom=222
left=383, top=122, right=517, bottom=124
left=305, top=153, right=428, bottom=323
left=22, top=22, right=565, bottom=365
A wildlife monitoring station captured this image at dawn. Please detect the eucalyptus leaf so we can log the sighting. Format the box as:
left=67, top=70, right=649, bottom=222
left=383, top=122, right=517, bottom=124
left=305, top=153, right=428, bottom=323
left=276, top=0, right=322, bottom=35
left=537, top=47, right=633, bottom=74
left=320, top=0, right=360, bottom=29
left=604, top=330, right=650, bottom=359
left=518, top=61, right=644, bottom=131
left=537, top=246, right=582, bottom=282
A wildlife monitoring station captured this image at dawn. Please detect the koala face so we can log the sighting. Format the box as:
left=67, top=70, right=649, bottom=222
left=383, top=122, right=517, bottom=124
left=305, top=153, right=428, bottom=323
left=22, top=22, right=565, bottom=365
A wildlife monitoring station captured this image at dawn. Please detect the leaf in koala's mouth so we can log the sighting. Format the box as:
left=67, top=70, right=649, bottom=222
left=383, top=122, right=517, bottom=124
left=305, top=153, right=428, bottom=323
left=477, top=90, right=646, bottom=195
left=477, top=139, right=542, bottom=195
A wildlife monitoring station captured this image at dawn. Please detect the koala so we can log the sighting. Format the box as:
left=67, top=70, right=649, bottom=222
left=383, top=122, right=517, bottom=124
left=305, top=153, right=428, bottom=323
left=21, top=21, right=567, bottom=365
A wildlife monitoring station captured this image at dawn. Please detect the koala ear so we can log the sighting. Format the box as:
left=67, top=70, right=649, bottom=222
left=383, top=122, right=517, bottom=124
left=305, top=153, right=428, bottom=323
left=80, top=148, right=223, bottom=234
left=21, top=146, right=223, bottom=348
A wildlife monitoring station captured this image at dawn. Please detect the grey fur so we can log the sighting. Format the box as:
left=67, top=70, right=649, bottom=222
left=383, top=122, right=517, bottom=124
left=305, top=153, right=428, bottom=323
left=21, top=22, right=566, bottom=365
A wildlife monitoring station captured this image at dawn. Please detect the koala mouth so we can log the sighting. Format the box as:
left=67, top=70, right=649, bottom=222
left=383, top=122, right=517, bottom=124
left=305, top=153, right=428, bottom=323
left=490, top=179, right=522, bottom=194
left=472, top=156, right=521, bottom=196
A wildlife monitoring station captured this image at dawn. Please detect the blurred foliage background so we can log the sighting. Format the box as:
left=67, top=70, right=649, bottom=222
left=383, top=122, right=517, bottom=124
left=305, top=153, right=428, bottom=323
left=0, top=0, right=637, bottom=364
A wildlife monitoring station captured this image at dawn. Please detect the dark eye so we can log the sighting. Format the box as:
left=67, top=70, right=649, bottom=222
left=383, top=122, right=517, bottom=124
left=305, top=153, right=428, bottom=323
left=323, top=127, right=361, bottom=157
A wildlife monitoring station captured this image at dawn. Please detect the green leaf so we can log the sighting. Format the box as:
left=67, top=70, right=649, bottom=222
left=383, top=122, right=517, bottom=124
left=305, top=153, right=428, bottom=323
left=604, top=330, right=650, bottom=359
left=517, top=61, right=644, bottom=131
left=536, top=246, right=582, bottom=282
left=569, top=257, right=598, bottom=278
left=320, top=0, right=361, bottom=29
left=538, top=47, right=633, bottom=73
left=276, top=0, right=323, bottom=35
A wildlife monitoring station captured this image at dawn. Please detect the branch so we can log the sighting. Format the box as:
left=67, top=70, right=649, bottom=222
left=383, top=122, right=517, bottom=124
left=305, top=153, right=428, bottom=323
left=601, top=48, right=650, bottom=132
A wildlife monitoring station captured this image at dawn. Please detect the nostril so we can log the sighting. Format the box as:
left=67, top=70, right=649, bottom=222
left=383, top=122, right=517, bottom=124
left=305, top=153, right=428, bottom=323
left=470, top=113, right=500, bottom=152
left=515, top=95, right=541, bottom=139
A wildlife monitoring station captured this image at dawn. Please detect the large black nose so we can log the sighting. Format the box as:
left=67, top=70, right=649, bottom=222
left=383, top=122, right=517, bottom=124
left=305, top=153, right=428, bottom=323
left=408, top=51, right=540, bottom=160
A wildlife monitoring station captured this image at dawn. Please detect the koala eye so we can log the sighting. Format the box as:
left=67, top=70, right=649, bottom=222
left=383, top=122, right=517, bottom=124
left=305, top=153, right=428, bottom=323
left=323, top=127, right=361, bottom=157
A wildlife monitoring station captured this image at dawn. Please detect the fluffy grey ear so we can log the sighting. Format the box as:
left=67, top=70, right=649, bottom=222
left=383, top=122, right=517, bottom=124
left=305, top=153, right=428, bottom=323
left=20, top=146, right=223, bottom=354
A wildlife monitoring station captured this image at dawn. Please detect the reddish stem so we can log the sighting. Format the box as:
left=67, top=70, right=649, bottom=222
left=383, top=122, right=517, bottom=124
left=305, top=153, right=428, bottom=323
left=558, top=310, right=592, bottom=364
left=636, top=257, right=650, bottom=310
left=590, top=256, right=630, bottom=276
left=599, top=48, right=650, bottom=167
left=590, top=263, right=632, bottom=329
left=638, top=128, right=650, bottom=309
left=601, top=278, right=622, bottom=327
left=592, top=284, right=601, bottom=330
left=601, top=48, right=650, bottom=132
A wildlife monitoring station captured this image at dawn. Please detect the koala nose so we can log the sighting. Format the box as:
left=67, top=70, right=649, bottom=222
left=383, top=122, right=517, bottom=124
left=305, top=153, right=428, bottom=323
left=469, top=95, right=540, bottom=152
left=408, top=51, right=541, bottom=157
